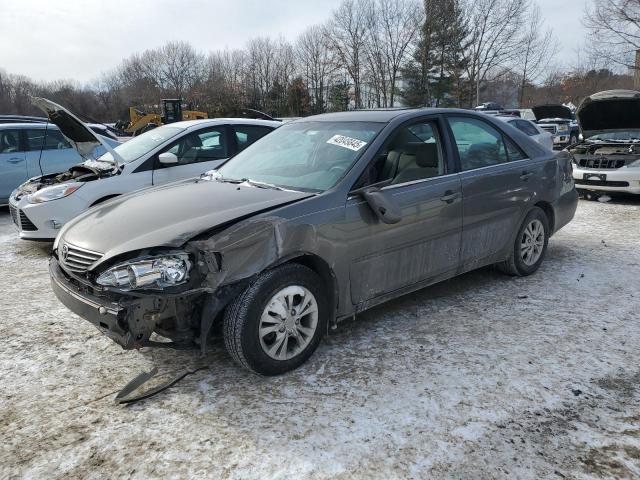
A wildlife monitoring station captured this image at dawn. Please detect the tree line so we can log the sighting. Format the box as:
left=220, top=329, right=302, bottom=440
left=0, top=0, right=636, bottom=123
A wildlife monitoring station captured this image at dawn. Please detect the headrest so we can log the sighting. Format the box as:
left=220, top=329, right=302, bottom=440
left=185, top=135, right=203, bottom=148
left=402, top=142, right=439, bottom=168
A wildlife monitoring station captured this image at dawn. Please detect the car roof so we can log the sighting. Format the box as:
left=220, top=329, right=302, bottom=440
left=174, top=118, right=282, bottom=129
left=291, top=108, right=485, bottom=123
left=0, top=122, right=60, bottom=129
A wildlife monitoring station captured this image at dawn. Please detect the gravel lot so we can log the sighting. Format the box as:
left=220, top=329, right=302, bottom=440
left=1, top=197, right=639, bottom=480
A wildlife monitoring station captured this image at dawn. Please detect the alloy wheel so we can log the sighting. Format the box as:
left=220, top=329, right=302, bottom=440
left=258, top=285, right=319, bottom=361
left=520, top=219, right=545, bottom=266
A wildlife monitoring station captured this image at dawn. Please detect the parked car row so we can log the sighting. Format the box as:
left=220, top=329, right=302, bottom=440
left=4, top=90, right=636, bottom=375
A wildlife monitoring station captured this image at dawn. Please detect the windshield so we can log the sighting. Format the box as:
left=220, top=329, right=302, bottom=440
left=216, top=121, right=382, bottom=192
left=588, top=130, right=640, bottom=142
left=97, top=126, right=183, bottom=164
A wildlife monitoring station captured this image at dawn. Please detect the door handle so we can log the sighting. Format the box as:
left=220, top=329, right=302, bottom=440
left=520, top=171, right=533, bottom=181
left=440, top=190, right=460, bottom=203
left=8, top=157, right=23, bottom=163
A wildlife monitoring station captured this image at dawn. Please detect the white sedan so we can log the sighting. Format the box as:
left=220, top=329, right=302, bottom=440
left=9, top=98, right=280, bottom=240
left=495, top=115, right=553, bottom=150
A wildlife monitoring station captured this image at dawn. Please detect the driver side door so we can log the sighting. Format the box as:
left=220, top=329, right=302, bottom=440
left=152, top=126, right=230, bottom=185
left=344, top=116, right=463, bottom=306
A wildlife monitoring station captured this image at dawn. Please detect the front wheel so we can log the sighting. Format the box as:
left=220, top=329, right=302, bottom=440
left=223, top=264, right=327, bottom=375
left=497, top=207, right=549, bottom=276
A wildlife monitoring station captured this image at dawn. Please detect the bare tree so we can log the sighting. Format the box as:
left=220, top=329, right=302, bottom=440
left=584, top=0, right=640, bottom=71
left=376, top=0, right=423, bottom=106
left=464, top=0, right=529, bottom=106
left=296, top=26, right=337, bottom=113
left=325, top=0, right=372, bottom=108
left=516, top=4, right=557, bottom=106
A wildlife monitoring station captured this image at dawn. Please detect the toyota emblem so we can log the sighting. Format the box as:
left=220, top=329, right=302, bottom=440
left=61, top=244, right=69, bottom=262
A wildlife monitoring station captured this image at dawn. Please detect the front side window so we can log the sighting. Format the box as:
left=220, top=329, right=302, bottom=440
left=26, top=129, right=71, bottom=151
left=164, top=127, right=228, bottom=165
left=447, top=117, right=508, bottom=171
left=0, top=130, right=22, bottom=154
left=356, top=120, right=446, bottom=188
left=217, top=121, right=382, bottom=192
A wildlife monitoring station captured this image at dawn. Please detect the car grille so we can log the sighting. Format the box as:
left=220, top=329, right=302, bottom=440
left=575, top=179, right=630, bottom=187
left=577, top=158, right=626, bottom=169
left=9, top=205, right=38, bottom=231
left=540, top=125, right=557, bottom=134
left=59, top=242, right=104, bottom=273
left=9, top=204, right=19, bottom=227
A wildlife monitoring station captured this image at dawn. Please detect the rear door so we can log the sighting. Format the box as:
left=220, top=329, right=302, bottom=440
left=24, top=127, right=83, bottom=176
left=152, top=126, right=230, bottom=185
left=446, top=115, right=536, bottom=269
left=232, top=124, right=274, bottom=152
left=0, top=129, right=27, bottom=202
left=346, top=116, right=463, bottom=305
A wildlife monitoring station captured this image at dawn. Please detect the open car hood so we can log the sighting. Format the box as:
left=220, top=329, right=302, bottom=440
left=31, top=97, right=124, bottom=166
left=532, top=105, right=573, bottom=122
left=576, top=90, right=640, bottom=139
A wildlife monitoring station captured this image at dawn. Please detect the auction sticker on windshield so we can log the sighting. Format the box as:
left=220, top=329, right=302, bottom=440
left=326, top=135, right=367, bottom=151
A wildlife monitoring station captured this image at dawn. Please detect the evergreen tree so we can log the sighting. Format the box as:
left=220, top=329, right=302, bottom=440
left=401, top=0, right=468, bottom=107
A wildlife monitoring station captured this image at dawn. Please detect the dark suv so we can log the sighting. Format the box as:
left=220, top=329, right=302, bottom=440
left=49, top=109, right=579, bottom=375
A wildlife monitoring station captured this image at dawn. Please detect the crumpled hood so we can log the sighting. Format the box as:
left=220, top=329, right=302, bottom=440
left=57, top=179, right=314, bottom=267
left=577, top=89, right=640, bottom=139
left=532, top=105, right=573, bottom=122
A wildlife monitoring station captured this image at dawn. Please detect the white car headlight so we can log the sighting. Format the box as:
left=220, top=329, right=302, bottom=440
left=557, top=124, right=569, bottom=132
left=28, top=183, right=82, bottom=203
left=96, top=254, right=191, bottom=291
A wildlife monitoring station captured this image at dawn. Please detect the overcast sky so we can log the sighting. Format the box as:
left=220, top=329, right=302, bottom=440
left=0, top=0, right=594, bottom=84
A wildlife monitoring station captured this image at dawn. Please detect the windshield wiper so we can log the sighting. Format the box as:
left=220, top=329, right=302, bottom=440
left=241, top=178, right=284, bottom=191
left=213, top=174, right=245, bottom=184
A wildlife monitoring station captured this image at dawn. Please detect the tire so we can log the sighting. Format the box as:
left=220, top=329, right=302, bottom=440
left=223, top=264, right=328, bottom=375
left=497, top=207, right=549, bottom=276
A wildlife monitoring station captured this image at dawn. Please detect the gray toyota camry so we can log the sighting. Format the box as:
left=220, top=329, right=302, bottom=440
left=50, top=109, right=578, bottom=375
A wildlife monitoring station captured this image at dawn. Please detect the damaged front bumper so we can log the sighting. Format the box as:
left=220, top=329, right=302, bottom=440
left=50, top=256, right=244, bottom=351
left=50, top=257, right=135, bottom=347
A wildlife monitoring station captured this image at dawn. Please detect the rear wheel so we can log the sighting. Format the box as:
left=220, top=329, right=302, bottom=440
left=223, top=264, right=327, bottom=375
left=497, top=207, right=549, bottom=276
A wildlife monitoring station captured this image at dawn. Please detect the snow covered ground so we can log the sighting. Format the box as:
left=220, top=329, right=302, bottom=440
left=1, top=197, right=639, bottom=480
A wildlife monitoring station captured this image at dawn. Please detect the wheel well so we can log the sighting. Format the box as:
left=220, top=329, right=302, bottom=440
left=287, top=254, right=338, bottom=320
left=90, top=194, right=120, bottom=207
left=534, top=201, right=555, bottom=233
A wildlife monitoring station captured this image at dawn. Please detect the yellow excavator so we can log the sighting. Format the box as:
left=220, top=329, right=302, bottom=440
left=120, top=99, right=208, bottom=136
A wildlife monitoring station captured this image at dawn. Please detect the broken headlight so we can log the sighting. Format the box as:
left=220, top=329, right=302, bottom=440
left=28, top=183, right=82, bottom=203
left=96, top=254, right=191, bottom=291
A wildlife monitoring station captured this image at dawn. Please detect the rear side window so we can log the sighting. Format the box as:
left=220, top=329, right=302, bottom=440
left=447, top=117, right=508, bottom=171
left=234, top=125, right=273, bottom=152
left=0, top=129, right=22, bottom=153
left=513, top=120, right=539, bottom=136
left=26, top=129, right=71, bottom=151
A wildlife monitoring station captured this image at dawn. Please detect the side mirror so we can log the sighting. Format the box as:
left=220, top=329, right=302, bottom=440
left=360, top=187, right=402, bottom=224
left=158, top=152, right=179, bottom=165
